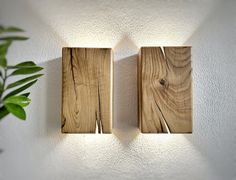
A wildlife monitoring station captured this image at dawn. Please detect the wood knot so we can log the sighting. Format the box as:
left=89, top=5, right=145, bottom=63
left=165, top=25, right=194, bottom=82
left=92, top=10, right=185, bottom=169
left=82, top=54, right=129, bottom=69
left=159, top=79, right=166, bottom=86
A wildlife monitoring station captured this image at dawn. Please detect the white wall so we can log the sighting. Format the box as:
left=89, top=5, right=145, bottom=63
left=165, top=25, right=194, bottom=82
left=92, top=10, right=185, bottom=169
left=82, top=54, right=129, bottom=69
left=0, top=0, right=235, bottom=179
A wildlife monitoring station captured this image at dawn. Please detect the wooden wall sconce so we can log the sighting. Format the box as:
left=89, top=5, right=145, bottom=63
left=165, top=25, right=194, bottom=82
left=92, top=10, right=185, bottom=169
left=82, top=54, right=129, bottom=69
left=138, top=47, right=192, bottom=133
left=61, top=46, right=192, bottom=134
left=62, top=48, right=113, bottom=133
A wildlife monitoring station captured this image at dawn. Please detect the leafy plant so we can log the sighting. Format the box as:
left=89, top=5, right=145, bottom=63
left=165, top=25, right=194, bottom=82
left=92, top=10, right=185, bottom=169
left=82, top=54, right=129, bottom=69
left=0, top=25, right=43, bottom=120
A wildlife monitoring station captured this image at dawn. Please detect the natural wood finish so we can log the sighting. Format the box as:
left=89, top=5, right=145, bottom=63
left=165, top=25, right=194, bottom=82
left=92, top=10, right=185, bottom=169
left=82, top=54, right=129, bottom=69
left=138, top=47, right=192, bottom=133
left=62, top=48, right=113, bottom=133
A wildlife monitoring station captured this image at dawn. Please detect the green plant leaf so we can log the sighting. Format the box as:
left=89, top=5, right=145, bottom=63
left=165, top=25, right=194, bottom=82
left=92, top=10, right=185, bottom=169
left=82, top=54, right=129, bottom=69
left=0, top=56, right=7, bottom=67
left=7, top=61, right=37, bottom=69
left=3, top=80, right=37, bottom=100
left=0, top=41, right=11, bottom=67
left=15, top=61, right=36, bottom=67
left=20, top=92, right=30, bottom=97
left=0, top=36, right=29, bottom=41
left=4, top=103, right=26, bottom=120
left=0, top=26, right=4, bottom=32
left=0, top=41, right=11, bottom=55
left=4, top=26, right=24, bottom=32
left=0, top=81, right=3, bottom=94
left=4, top=95, right=31, bottom=107
left=16, top=61, right=35, bottom=66
left=7, top=74, right=43, bottom=89
left=10, top=66, right=43, bottom=76
left=0, top=106, right=9, bottom=120
left=0, top=26, right=24, bottom=33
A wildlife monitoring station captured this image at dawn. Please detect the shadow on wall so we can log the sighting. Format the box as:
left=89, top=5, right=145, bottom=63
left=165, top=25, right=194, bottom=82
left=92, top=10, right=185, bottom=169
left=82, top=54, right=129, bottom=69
left=36, top=58, right=66, bottom=141
left=113, top=55, right=140, bottom=145
left=112, top=36, right=140, bottom=144
left=43, top=58, right=62, bottom=136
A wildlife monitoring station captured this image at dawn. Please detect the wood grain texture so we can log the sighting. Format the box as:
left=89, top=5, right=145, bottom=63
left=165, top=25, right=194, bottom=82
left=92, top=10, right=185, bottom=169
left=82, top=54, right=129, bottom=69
left=138, top=47, right=192, bottom=133
left=62, top=48, right=113, bottom=133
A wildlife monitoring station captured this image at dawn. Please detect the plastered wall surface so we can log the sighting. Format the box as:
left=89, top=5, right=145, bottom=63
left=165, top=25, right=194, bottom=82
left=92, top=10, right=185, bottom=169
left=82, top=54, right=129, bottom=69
left=0, top=0, right=235, bottom=180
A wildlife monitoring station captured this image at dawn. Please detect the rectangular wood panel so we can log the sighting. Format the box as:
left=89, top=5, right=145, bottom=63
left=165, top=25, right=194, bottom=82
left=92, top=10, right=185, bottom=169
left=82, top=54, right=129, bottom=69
left=62, top=48, right=113, bottom=133
left=138, top=47, right=192, bottom=133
